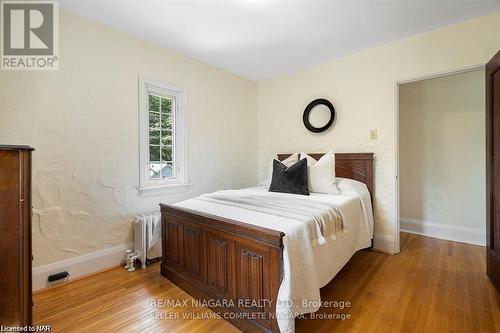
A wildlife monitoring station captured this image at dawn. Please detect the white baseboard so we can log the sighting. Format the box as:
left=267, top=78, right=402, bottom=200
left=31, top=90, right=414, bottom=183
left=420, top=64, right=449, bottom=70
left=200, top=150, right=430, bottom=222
left=400, top=218, right=486, bottom=246
left=32, top=242, right=134, bottom=291
left=373, top=233, right=396, bottom=254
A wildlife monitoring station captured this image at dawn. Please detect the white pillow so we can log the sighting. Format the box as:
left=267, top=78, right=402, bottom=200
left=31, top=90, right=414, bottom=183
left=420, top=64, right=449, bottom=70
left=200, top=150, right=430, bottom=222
left=300, top=151, right=338, bottom=194
left=336, top=177, right=374, bottom=236
left=259, top=153, right=299, bottom=187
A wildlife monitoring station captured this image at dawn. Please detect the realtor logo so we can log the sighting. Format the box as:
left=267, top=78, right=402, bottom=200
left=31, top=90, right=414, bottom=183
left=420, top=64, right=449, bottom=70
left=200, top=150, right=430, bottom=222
left=1, top=1, right=59, bottom=70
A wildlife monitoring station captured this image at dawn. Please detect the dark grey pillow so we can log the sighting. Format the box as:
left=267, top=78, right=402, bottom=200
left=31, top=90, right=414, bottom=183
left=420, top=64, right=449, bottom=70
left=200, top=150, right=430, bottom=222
left=269, top=158, right=309, bottom=195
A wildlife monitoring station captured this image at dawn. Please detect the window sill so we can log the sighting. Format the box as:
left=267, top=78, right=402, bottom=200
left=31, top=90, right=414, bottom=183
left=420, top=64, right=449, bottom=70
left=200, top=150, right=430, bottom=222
left=139, top=183, right=191, bottom=197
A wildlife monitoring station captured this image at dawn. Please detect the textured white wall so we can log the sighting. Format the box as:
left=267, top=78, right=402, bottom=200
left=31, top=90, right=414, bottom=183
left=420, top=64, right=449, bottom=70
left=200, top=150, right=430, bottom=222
left=399, top=70, right=485, bottom=229
left=0, top=11, right=257, bottom=266
left=257, top=12, right=500, bottom=248
left=1, top=10, right=499, bottom=265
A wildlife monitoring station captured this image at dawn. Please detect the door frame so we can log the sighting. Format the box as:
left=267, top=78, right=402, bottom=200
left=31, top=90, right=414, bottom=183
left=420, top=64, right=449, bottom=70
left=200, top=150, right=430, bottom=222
left=486, top=51, right=500, bottom=290
left=394, top=64, right=485, bottom=253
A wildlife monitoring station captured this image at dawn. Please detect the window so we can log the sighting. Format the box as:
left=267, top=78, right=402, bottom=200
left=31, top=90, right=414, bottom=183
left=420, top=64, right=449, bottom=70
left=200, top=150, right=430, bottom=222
left=148, top=94, right=174, bottom=180
left=139, top=79, right=188, bottom=196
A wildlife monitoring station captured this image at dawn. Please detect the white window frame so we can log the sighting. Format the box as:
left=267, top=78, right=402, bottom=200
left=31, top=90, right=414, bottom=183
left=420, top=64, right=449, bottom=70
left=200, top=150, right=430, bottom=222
left=139, top=78, right=188, bottom=196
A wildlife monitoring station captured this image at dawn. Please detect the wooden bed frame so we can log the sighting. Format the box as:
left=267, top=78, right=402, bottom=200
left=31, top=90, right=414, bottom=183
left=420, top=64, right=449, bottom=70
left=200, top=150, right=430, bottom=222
left=160, top=153, right=374, bottom=333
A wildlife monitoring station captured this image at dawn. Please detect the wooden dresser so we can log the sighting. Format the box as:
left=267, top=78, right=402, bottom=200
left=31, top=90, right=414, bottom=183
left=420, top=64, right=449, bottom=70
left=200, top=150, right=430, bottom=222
left=0, top=145, right=34, bottom=326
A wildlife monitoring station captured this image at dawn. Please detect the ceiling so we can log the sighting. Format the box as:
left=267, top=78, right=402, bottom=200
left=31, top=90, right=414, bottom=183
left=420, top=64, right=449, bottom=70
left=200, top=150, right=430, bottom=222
left=60, top=0, right=500, bottom=81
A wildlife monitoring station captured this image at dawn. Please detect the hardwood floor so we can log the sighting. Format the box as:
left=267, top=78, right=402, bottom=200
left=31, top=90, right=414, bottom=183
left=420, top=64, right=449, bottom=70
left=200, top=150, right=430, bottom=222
left=33, top=233, right=500, bottom=333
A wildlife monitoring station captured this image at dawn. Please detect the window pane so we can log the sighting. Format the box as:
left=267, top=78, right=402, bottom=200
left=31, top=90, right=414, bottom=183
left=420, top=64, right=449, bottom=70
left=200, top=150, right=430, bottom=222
left=149, top=130, right=160, bottom=145
left=161, top=163, right=174, bottom=179
left=161, top=97, right=172, bottom=114
left=160, top=113, right=172, bottom=129
left=149, top=145, right=160, bottom=162
left=149, top=112, right=160, bottom=129
left=149, top=162, right=161, bottom=179
left=161, top=130, right=172, bottom=146
left=149, top=95, right=159, bottom=112
left=143, top=82, right=183, bottom=185
left=162, top=146, right=173, bottom=161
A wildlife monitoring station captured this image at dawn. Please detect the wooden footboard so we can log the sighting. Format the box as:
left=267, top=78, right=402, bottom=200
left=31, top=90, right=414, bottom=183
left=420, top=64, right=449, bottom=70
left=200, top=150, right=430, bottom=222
left=160, top=204, right=285, bottom=333
left=160, top=152, right=374, bottom=332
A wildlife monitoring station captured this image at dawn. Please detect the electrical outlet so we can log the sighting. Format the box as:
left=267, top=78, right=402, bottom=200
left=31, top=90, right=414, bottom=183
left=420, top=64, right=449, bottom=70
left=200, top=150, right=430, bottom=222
left=370, top=129, right=378, bottom=140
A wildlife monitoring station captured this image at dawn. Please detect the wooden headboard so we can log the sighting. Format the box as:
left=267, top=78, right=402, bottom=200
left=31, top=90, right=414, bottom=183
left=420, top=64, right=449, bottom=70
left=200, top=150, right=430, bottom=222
left=277, top=153, right=374, bottom=198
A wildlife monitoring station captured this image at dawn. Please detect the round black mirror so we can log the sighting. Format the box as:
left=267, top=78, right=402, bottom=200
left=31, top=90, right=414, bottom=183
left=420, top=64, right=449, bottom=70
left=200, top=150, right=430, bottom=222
left=303, top=98, right=335, bottom=133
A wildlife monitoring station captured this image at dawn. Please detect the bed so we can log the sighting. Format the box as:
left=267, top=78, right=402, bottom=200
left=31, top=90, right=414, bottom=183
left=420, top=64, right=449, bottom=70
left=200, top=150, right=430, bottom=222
left=160, top=153, right=374, bottom=333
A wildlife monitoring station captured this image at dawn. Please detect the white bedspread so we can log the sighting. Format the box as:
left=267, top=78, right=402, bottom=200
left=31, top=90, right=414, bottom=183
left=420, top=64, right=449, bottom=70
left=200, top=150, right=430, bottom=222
left=175, top=178, right=373, bottom=333
left=195, top=191, right=344, bottom=243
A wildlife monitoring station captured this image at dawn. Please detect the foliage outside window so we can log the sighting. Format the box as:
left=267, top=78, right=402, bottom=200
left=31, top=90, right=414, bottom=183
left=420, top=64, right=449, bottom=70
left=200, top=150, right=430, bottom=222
left=148, top=94, right=175, bottom=180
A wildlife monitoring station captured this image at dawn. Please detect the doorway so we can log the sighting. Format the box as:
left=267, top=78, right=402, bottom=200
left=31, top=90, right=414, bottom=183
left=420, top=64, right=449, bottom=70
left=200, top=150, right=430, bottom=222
left=397, top=67, right=486, bottom=248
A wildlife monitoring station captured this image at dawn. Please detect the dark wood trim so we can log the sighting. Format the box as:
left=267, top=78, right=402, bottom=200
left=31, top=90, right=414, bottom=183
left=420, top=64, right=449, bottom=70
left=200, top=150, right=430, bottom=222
left=0, top=145, right=34, bottom=151
left=161, top=152, right=374, bottom=332
left=159, top=205, right=284, bottom=248
left=486, top=50, right=500, bottom=291
left=19, top=149, right=32, bottom=324
left=0, top=147, right=33, bottom=326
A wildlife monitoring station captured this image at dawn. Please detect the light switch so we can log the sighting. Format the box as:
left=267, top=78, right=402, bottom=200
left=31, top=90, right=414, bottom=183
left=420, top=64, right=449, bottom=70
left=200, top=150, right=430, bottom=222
left=370, top=129, right=378, bottom=140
